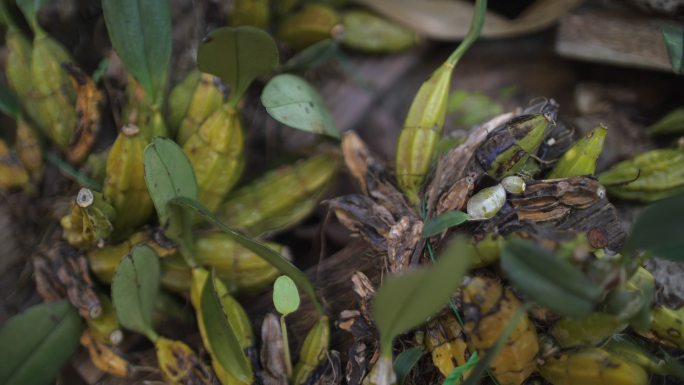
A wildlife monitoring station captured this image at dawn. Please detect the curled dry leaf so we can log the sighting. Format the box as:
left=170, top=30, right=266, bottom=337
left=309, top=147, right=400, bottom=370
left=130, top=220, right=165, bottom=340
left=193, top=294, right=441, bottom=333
left=328, top=194, right=395, bottom=251
left=355, top=0, right=584, bottom=40
left=346, top=342, right=370, bottom=385
left=332, top=132, right=422, bottom=274
left=386, top=216, right=423, bottom=274
left=436, top=173, right=477, bottom=215
left=80, top=330, right=130, bottom=378
left=351, top=271, right=376, bottom=321
left=64, top=63, right=104, bottom=164
left=155, top=337, right=218, bottom=385
left=338, top=271, right=380, bottom=385
left=260, top=313, right=288, bottom=385
left=424, top=112, right=515, bottom=218
left=33, top=244, right=102, bottom=319
left=341, top=132, right=413, bottom=216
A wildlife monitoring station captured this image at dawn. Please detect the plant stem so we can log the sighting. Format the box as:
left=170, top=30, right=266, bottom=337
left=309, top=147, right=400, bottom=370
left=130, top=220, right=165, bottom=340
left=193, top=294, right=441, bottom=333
left=281, top=315, right=293, bottom=378
left=227, top=94, right=241, bottom=109
left=446, top=0, right=487, bottom=68
left=145, top=328, right=160, bottom=343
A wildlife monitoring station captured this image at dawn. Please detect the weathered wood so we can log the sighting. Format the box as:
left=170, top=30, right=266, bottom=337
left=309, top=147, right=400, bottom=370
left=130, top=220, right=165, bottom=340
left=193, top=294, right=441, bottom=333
left=555, top=7, right=679, bottom=72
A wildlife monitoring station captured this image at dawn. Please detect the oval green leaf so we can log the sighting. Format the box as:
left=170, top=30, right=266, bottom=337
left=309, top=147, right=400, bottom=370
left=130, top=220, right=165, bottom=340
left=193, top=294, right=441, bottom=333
left=624, top=191, right=684, bottom=261
left=0, top=300, right=82, bottom=385
left=661, top=24, right=684, bottom=74
left=394, top=346, right=424, bottom=385
left=201, top=270, right=251, bottom=382
left=143, top=137, right=197, bottom=252
left=423, top=210, right=469, bottom=237
left=111, top=245, right=160, bottom=341
left=372, top=236, right=474, bottom=354
left=169, top=196, right=325, bottom=316
left=501, top=238, right=602, bottom=318
left=102, top=0, right=171, bottom=104
left=273, top=275, right=300, bottom=316
left=197, top=26, right=279, bottom=104
left=261, top=74, right=339, bottom=138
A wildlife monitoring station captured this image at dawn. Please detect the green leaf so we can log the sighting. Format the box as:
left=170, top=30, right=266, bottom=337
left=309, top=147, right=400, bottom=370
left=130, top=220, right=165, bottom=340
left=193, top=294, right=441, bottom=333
left=435, top=135, right=466, bottom=156
left=661, top=24, right=684, bottom=74
left=461, top=305, right=528, bottom=385
left=197, top=26, right=279, bottom=104
left=663, top=350, right=684, bottom=381
left=604, top=288, right=644, bottom=322
left=280, top=39, right=338, bottom=72
left=261, top=74, right=339, bottom=138
left=168, top=196, right=325, bottom=316
left=501, top=238, right=602, bottom=318
left=102, top=0, right=171, bottom=104
left=625, top=267, right=655, bottom=331
left=372, top=236, right=474, bottom=355
left=273, top=275, right=301, bottom=316
left=111, top=245, right=160, bottom=341
left=91, top=58, right=111, bottom=84
left=0, top=1, right=26, bottom=31
left=201, top=270, right=252, bottom=382
left=0, top=300, right=82, bottom=385
left=624, top=191, right=684, bottom=261
left=648, top=108, right=684, bottom=136
left=143, top=137, right=197, bottom=261
left=0, top=2, right=8, bottom=27
left=0, top=83, right=20, bottom=119
left=447, top=90, right=502, bottom=127
left=423, top=211, right=469, bottom=237
left=15, top=0, right=49, bottom=33
left=443, top=351, right=478, bottom=385
left=605, top=336, right=669, bottom=375
left=394, top=346, right=424, bottom=385
left=44, top=152, right=102, bottom=190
